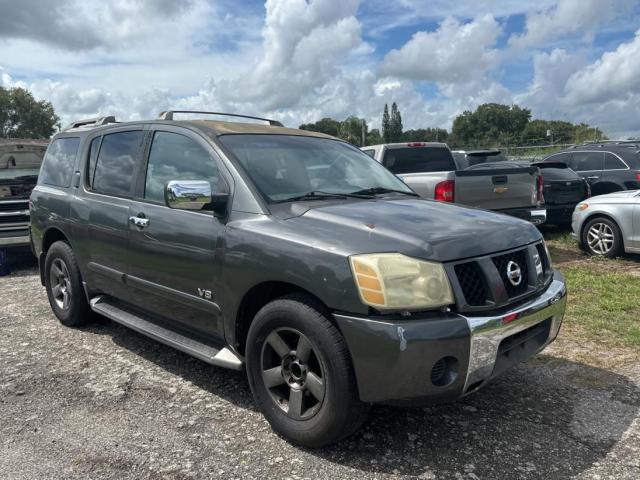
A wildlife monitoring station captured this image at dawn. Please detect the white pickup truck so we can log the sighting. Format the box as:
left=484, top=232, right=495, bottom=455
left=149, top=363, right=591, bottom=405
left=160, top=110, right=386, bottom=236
left=362, top=142, right=547, bottom=224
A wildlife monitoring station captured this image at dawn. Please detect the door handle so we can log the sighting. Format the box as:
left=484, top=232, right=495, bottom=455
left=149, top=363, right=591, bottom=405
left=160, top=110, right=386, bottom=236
left=586, top=176, right=599, bottom=180
left=129, top=215, right=150, bottom=228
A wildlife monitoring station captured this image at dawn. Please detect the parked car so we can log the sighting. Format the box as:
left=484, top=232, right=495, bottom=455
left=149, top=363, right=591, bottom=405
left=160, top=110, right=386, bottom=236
left=362, top=142, right=546, bottom=224
left=466, top=161, right=590, bottom=226
left=0, top=139, right=49, bottom=249
left=31, top=112, right=566, bottom=447
left=571, top=190, right=640, bottom=257
left=542, top=143, right=640, bottom=196
left=452, top=149, right=508, bottom=169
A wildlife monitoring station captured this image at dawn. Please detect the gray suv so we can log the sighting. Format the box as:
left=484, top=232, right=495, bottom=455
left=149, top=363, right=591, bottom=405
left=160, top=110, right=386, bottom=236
left=31, top=111, right=567, bottom=447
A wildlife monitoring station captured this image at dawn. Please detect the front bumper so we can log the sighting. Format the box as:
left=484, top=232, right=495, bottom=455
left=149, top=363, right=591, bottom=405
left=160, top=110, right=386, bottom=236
left=334, top=270, right=566, bottom=404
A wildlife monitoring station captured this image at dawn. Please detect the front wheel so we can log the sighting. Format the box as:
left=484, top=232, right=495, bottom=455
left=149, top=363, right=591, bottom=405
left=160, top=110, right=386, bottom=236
left=245, top=294, right=369, bottom=447
left=581, top=217, right=623, bottom=258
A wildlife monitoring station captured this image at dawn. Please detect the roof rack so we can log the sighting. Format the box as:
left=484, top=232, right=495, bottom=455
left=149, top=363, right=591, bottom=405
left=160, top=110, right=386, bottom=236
left=158, top=110, right=284, bottom=127
left=64, top=116, right=117, bottom=131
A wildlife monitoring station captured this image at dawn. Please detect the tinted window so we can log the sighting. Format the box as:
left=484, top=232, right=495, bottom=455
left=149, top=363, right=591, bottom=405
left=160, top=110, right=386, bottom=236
left=86, top=136, right=102, bottom=187
left=362, top=149, right=375, bottom=158
left=604, top=152, right=627, bottom=170
left=545, top=152, right=570, bottom=165
left=539, top=167, right=580, bottom=181
left=92, top=131, right=143, bottom=196
left=145, top=131, right=221, bottom=203
left=570, top=151, right=603, bottom=171
left=39, top=138, right=80, bottom=187
left=383, top=147, right=455, bottom=174
left=219, top=135, right=412, bottom=202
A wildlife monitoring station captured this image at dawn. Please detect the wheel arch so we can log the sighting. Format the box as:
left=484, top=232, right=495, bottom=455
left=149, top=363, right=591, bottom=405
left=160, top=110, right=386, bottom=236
left=39, top=227, right=73, bottom=285
left=233, top=281, right=335, bottom=356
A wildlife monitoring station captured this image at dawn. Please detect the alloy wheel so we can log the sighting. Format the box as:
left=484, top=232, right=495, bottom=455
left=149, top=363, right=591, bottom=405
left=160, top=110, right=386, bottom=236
left=50, top=258, right=72, bottom=310
left=587, top=222, right=614, bottom=255
left=260, top=328, right=326, bottom=420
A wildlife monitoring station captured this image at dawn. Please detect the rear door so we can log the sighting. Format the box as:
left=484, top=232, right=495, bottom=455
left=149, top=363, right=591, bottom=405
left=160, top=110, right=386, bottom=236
left=126, top=126, right=229, bottom=339
left=83, top=128, right=145, bottom=302
left=568, top=151, right=604, bottom=187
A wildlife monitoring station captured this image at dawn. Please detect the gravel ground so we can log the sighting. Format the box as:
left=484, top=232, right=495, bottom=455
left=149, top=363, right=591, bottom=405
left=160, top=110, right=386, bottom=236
left=1, top=254, right=639, bottom=480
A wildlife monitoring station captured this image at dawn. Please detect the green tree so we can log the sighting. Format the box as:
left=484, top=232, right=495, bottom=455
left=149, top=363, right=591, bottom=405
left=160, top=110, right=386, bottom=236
left=451, top=103, right=531, bottom=148
left=299, top=117, right=341, bottom=137
left=402, top=128, right=448, bottom=143
left=338, top=116, right=367, bottom=146
left=0, top=87, right=59, bottom=138
left=389, top=102, right=403, bottom=142
left=366, top=128, right=383, bottom=145
left=381, top=104, right=391, bottom=142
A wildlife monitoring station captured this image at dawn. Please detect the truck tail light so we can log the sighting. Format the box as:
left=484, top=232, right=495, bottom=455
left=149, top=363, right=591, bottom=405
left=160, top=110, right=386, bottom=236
left=536, top=174, right=544, bottom=204
left=585, top=180, right=591, bottom=198
left=635, top=171, right=640, bottom=182
left=434, top=180, right=455, bottom=202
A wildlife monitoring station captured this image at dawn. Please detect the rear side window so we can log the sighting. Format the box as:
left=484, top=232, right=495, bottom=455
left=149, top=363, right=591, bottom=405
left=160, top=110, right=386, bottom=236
left=569, top=152, right=603, bottom=171
left=604, top=152, right=627, bottom=170
left=92, top=131, right=143, bottom=197
left=39, top=137, right=80, bottom=187
left=144, top=131, right=222, bottom=203
left=383, top=147, right=455, bottom=174
left=540, top=168, right=580, bottom=181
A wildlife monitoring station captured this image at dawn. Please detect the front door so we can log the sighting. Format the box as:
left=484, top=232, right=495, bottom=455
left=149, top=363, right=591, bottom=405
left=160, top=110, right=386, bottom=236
left=127, top=127, right=229, bottom=339
left=569, top=151, right=604, bottom=192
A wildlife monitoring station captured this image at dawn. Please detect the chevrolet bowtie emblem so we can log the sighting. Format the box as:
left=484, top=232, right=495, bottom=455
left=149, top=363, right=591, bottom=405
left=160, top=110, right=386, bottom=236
left=493, top=186, right=508, bottom=194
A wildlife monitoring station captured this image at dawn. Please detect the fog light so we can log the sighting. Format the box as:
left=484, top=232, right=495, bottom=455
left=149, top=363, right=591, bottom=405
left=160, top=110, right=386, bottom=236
left=430, top=356, right=459, bottom=387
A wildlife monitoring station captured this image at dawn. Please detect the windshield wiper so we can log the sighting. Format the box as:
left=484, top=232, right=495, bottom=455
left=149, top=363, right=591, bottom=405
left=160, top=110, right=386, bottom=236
left=349, top=187, right=419, bottom=197
left=274, top=191, right=368, bottom=203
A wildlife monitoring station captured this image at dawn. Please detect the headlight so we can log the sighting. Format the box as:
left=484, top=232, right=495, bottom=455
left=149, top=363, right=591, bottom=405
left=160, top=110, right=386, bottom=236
left=349, top=253, right=454, bottom=311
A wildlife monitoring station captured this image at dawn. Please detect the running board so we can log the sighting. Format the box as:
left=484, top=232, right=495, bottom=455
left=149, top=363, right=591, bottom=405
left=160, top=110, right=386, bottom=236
left=90, top=296, right=243, bottom=371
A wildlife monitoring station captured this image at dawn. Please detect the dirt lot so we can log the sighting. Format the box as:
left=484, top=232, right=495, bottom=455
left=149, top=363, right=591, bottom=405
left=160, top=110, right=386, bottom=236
left=1, top=246, right=639, bottom=480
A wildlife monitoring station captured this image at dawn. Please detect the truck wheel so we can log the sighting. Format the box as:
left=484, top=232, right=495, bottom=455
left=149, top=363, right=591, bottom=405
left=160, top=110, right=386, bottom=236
left=245, top=294, right=369, bottom=447
left=582, top=217, right=623, bottom=258
left=44, top=241, right=92, bottom=327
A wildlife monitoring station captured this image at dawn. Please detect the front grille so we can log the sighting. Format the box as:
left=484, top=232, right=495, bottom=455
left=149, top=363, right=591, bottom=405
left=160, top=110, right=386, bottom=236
left=449, top=242, right=551, bottom=313
left=0, top=201, right=28, bottom=212
left=454, top=261, right=487, bottom=306
left=492, top=249, right=529, bottom=297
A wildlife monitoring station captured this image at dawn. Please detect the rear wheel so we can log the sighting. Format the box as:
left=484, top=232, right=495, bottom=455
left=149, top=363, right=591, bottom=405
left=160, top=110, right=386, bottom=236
left=44, top=241, right=93, bottom=327
left=582, top=217, right=623, bottom=258
left=245, top=294, right=369, bottom=447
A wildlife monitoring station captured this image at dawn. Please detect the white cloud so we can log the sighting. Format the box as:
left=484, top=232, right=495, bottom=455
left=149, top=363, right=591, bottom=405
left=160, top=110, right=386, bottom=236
left=564, top=29, right=640, bottom=104
left=379, top=15, right=502, bottom=84
left=509, top=0, right=637, bottom=49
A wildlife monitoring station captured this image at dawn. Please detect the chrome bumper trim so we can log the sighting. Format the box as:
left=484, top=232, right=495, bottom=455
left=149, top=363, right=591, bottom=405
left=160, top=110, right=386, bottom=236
left=0, top=235, right=31, bottom=247
left=463, top=271, right=566, bottom=391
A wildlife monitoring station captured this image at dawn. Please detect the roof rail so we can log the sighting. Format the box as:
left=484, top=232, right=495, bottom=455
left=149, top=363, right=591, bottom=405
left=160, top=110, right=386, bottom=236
left=65, top=116, right=117, bottom=131
left=158, top=110, right=284, bottom=127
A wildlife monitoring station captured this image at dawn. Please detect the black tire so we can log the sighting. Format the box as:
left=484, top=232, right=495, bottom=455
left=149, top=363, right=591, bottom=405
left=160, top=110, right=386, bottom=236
left=245, top=294, right=369, bottom=447
left=581, top=217, right=624, bottom=258
left=44, top=241, right=93, bottom=327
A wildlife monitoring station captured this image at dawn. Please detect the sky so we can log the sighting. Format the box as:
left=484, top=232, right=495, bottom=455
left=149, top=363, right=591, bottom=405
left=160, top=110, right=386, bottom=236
left=1, top=0, right=640, bottom=138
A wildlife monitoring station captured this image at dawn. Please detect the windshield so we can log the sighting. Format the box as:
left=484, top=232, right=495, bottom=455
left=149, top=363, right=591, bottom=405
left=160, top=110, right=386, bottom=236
left=219, top=134, right=414, bottom=202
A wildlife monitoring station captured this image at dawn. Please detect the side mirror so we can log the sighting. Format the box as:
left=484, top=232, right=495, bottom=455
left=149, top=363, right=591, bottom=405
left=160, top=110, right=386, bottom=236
left=165, top=180, right=213, bottom=211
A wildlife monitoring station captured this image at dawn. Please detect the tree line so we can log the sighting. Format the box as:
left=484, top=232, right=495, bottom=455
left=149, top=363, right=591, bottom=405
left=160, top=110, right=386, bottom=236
left=299, top=102, right=607, bottom=148
left=0, top=87, right=59, bottom=139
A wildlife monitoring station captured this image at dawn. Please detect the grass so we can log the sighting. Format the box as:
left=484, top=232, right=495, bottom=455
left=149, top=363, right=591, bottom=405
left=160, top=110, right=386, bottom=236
left=560, top=265, right=640, bottom=347
left=541, top=228, right=640, bottom=348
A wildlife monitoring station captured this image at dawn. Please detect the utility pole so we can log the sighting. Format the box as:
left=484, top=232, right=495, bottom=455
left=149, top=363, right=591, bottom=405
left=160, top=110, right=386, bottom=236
left=361, top=119, right=366, bottom=146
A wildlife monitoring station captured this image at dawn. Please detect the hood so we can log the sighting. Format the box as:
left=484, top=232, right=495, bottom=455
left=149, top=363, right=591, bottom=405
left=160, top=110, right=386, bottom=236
left=279, top=198, right=542, bottom=262
left=589, top=190, right=639, bottom=202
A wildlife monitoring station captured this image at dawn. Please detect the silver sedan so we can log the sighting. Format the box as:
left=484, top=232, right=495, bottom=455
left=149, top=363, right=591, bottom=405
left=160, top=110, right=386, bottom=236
left=571, top=190, right=640, bottom=257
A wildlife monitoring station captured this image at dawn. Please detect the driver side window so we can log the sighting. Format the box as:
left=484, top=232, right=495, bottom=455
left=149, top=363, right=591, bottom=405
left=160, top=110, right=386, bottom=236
left=144, top=131, right=221, bottom=203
